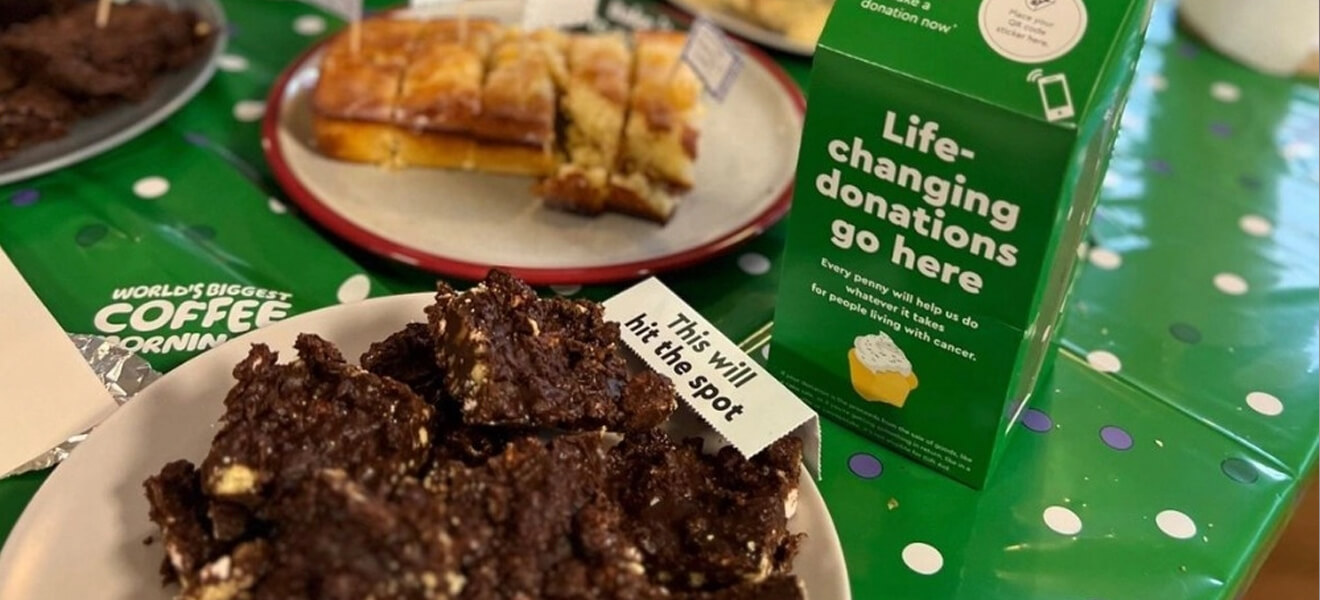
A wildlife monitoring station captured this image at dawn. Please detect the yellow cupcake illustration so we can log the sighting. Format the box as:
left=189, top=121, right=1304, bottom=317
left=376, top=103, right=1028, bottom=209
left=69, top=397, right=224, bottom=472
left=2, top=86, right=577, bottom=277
left=847, top=333, right=919, bottom=407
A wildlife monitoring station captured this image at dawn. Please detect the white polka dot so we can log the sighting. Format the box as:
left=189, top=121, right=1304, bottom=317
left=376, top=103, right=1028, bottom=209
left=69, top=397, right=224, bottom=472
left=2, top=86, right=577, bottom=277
left=294, top=15, right=327, bottom=35
left=1213, top=273, right=1248, bottom=295
left=1087, top=350, right=1122, bottom=373
left=268, top=197, right=288, bottom=214
left=133, top=176, right=170, bottom=199
left=1087, top=247, right=1121, bottom=270
left=1043, top=505, right=1083, bottom=536
left=1246, top=391, right=1283, bottom=416
left=1156, top=509, right=1198, bottom=539
left=217, top=53, right=249, bottom=72
left=737, top=252, right=771, bottom=276
left=550, top=284, right=581, bottom=296
left=337, top=274, right=371, bottom=304
left=233, top=100, right=266, bottom=122
left=1146, top=74, right=1167, bottom=91
left=1238, top=215, right=1272, bottom=237
left=1210, top=82, right=1240, bottom=102
left=901, top=542, right=943, bottom=575
left=1076, top=241, right=1089, bottom=259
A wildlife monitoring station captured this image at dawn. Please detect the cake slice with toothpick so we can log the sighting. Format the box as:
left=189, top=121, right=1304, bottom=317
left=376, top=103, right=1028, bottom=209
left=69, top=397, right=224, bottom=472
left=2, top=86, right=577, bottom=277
left=536, top=32, right=634, bottom=216
left=393, top=18, right=501, bottom=169
left=606, top=31, right=703, bottom=223
left=311, top=18, right=424, bottom=165
left=470, top=28, right=567, bottom=176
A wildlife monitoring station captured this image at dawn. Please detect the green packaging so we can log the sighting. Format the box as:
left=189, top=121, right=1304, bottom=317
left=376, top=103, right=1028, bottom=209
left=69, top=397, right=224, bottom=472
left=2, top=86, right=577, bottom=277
left=770, top=0, right=1154, bottom=487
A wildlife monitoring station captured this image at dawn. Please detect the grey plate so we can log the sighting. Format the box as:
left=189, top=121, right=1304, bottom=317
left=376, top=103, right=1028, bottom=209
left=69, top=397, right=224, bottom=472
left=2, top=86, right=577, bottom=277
left=0, top=0, right=227, bottom=186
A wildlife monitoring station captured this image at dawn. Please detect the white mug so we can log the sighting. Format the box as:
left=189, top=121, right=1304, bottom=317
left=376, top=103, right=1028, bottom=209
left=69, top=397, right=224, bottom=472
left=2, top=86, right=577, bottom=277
left=1179, top=0, right=1320, bottom=76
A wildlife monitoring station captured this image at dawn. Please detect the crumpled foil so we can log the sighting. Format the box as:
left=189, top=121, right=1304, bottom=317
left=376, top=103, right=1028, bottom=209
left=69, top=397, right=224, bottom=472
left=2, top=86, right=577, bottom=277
left=2, top=334, right=161, bottom=479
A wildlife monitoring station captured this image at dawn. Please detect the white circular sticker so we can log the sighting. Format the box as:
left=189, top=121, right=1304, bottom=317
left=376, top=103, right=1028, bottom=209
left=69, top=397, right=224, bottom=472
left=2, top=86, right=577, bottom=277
left=978, top=0, right=1088, bottom=64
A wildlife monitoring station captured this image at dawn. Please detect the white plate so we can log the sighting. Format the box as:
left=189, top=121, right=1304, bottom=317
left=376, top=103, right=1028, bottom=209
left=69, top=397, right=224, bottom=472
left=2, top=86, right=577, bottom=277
left=665, top=0, right=817, bottom=57
left=262, top=31, right=804, bottom=285
left=0, top=293, right=849, bottom=599
left=0, top=0, right=226, bottom=186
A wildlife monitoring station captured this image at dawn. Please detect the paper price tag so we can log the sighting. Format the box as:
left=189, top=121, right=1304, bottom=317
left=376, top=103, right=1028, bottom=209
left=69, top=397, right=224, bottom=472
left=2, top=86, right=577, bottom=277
left=409, top=0, right=460, bottom=8
left=302, top=0, right=362, bottom=22
left=523, top=0, right=599, bottom=29
left=680, top=17, right=744, bottom=101
left=603, top=278, right=821, bottom=478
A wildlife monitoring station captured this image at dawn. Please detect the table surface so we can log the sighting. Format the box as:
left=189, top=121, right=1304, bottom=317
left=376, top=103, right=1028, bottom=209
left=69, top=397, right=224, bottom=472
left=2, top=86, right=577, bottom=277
left=1, top=1, right=1317, bottom=599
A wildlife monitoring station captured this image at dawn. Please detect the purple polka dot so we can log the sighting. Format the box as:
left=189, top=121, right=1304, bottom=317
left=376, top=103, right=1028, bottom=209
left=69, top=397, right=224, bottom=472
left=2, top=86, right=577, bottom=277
left=848, top=453, right=883, bottom=479
left=10, top=189, right=38, bottom=206
left=1020, top=409, right=1052, bottom=433
left=1178, top=42, right=1200, bottom=58
left=1210, top=123, right=1232, bottom=138
left=1147, top=159, right=1171, bottom=174
left=1100, top=426, right=1133, bottom=450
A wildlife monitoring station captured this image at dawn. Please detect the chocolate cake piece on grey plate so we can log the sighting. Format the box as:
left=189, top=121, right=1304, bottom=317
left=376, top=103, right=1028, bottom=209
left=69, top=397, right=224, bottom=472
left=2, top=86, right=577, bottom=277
left=425, top=270, right=676, bottom=432
left=609, top=429, right=805, bottom=592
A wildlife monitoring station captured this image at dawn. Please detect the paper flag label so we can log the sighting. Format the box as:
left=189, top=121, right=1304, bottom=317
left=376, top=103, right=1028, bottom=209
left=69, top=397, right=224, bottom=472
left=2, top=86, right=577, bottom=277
left=603, top=278, right=821, bottom=477
left=523, top=0, right=599, bottom=29
left=409, top=0, right=459, bottom=8
left=680, top=17, right=744, bottom=101
left=303, top=0, right=362, bottom=21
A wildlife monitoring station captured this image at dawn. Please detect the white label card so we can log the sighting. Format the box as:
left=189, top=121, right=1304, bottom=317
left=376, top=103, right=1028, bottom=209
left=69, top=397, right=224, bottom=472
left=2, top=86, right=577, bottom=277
left=523, top=0, right=599, bottom=29
left=680, top=17, right=744, bottom=101
left=603, top=278, right=821, bottom=478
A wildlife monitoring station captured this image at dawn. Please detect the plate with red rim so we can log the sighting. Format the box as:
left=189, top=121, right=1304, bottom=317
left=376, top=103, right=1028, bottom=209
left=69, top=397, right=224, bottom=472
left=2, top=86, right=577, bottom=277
left=0, top=293, right=850, bottom=599
left=261, top=21, right=804, bottom=286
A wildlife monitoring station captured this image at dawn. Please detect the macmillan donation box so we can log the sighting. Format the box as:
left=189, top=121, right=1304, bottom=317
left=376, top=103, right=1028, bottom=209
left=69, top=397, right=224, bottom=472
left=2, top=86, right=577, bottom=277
left=769, top=0, right=1154, bottom=487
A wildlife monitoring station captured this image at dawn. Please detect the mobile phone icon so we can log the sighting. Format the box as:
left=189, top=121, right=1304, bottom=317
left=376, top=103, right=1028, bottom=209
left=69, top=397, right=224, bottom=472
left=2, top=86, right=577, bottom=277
left=1037, top=73, right=1075, bottom=122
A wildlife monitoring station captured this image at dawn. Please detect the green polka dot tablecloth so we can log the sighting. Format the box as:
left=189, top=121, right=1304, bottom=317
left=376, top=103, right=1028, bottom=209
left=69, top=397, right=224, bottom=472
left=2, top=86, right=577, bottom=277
left=0, top=1, right=1316, bottom=599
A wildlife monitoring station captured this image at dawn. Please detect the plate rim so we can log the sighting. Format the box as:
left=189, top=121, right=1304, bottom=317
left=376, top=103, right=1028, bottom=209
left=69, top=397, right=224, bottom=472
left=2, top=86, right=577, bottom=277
left=663, top=0, right=816, bottom=57
left=260, top=30, right=804, bottom=286
left=0, top=292, right=849, bottom=599
left=0, top=0, right=228, bottom=186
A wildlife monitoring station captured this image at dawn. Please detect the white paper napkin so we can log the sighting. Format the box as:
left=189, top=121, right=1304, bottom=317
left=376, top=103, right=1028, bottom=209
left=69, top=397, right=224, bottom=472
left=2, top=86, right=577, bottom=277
left=0, top=248, right=117, bottom=476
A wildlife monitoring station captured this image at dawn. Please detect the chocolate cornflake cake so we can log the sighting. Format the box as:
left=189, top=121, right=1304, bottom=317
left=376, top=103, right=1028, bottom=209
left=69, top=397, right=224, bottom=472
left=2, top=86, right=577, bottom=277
left=226, top=470, right=459, bottom=599
left=360, top=320, right=522, bottom=466
left=200, top=334, right=434, bottom=506
left=426, top=270, right=676, bottom=432
left=0, top=1, right=215, bottom=158
left=146, top=271, right=811, bottom=599
left=680, top=575, right=807, bottom=600
left=143, top=461, right=234, bottom=591
left=609, top=430, right=805, bottom=591
left=423, top=434, right=668, bottom=599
